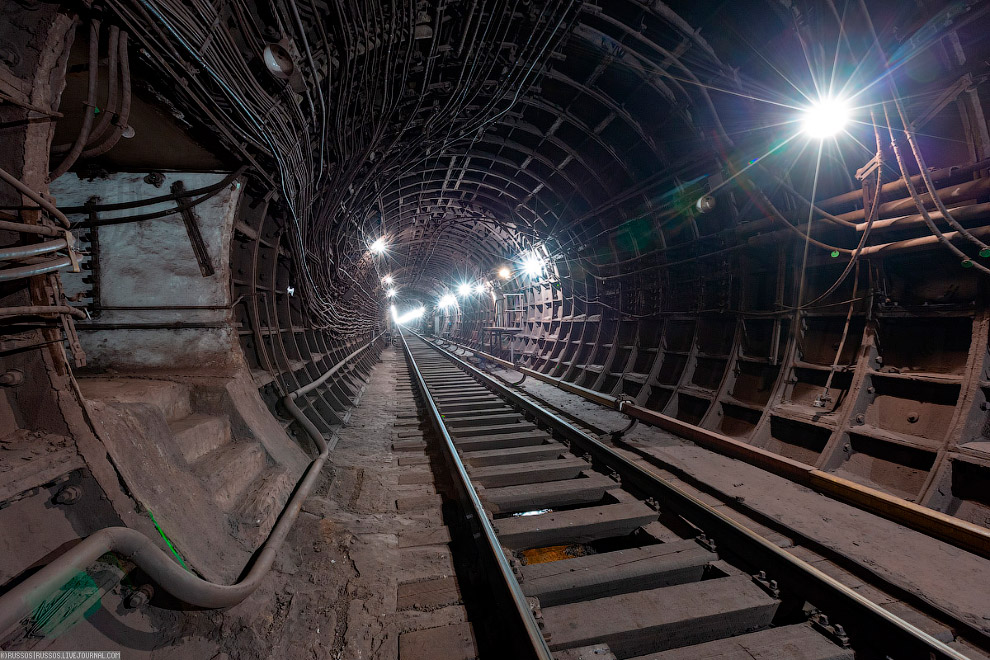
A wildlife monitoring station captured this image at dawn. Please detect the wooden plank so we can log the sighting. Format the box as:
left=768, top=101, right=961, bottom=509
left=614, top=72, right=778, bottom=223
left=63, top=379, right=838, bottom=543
left=454, top=430, right=549, bottom=452
left=469, top=457, right=587, bottom=488
left=482, top=473, right=618, bottom=514
left=521, top=540, right=714, bottom=606
left=541, top=574, right=779, bottom=657
left=632, top=623, right=853, bottom=659
left=497, top=501, right=657, bottom=549
left=463, top=443, right=565, bottom=467
left=451, top=422, right=539, bottom=438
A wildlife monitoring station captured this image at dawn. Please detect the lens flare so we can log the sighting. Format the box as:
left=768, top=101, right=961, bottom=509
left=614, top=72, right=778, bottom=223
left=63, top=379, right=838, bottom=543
left=800, top=97, right=851, bottom=139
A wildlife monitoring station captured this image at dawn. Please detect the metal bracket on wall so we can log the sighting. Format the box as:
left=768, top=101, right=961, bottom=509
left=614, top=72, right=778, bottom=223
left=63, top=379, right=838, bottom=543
left=171, top=180, right=216, bottom=277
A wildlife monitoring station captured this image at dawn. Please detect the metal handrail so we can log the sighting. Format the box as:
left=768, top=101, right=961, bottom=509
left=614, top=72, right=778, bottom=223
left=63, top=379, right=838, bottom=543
left=398, top=330, right=553, bottom=660
left=0, top=334, right=384, bottom=636
left=290, top=332, right=385, bottom=400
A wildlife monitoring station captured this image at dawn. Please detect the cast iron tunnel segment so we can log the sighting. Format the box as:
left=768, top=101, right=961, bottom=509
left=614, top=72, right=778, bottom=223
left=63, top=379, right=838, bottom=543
left=397, top=329, right=970, bottom=660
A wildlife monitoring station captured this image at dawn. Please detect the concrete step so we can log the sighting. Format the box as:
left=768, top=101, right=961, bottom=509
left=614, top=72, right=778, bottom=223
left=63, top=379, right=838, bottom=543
left=482, top=472, right=619, bottom=514
left=521, top=539, right=715, bottom=606
left=169, top=413, right=231, bottom=462
left=194, top=442, right=268, bottom=510
left=463, top=443, right=565, bottom=467
left=631, top=622, right=853, bottom=660
left=77, top=377, right=191, bottom=422
left=496, top=501, right=657, bottom=549
left=234, top=465, right=295, bottom=544
left=541, top=574, right=780, bottom=657
left=469, top=457, right=587, bottom=488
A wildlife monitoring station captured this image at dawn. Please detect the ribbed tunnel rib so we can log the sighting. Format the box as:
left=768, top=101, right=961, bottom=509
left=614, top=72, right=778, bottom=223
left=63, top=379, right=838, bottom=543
left=2, top=0, right=990, bottom=656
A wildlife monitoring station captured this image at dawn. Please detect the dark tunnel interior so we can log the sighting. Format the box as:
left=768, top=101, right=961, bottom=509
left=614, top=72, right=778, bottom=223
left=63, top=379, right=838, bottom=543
left=2, top=0, right=990, bottom=658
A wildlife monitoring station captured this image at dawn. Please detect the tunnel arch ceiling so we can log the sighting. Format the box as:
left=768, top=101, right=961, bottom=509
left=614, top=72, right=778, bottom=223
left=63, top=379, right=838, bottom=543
left=7, top=0, right=986, bottom=520
left=309, top=0, right=964, bottom=317
left=315, top=0, right=760, bottom=310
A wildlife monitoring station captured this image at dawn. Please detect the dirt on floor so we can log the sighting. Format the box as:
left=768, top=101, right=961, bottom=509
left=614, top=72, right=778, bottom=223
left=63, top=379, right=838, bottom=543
left=154, top=348, right=423, bottom=660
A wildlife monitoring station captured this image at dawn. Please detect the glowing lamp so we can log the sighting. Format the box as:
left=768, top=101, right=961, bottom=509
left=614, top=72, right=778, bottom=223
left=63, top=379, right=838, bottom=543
left=800, top=97, right=851, bottom=139
left=522, top=253, right=544, bottom=278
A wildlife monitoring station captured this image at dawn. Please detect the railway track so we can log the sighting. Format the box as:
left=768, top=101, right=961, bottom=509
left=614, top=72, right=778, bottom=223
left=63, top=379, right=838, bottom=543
left=398, top=329, right=974, bottom=660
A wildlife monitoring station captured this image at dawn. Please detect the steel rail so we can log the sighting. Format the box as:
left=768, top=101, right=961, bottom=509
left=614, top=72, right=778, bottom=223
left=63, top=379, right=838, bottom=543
left=439, top=336, right=990, bottom=559
left=398, top=329, right=554, bottom=660
left=412, top=331, right=970, bottom=660
left=0, top=337, right=385, bottom=637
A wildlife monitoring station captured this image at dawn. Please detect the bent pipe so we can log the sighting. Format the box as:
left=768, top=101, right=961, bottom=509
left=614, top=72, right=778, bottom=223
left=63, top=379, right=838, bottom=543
left=0, top=257, right=73, bottom=282
left=0, top=238, right=68, bottom=261
left=290, top=332, right=385, bottom=399
left=0, top=397, right=329, bottom=635
left=0, top=340, right=389, bottom=635
left=0, top=305, right=86, bottom=319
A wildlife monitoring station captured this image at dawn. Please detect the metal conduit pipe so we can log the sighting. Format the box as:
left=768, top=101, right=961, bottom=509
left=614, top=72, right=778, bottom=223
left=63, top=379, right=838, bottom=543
left=0, top=220, right=63, bottom=237
left=0, top=167, right=71, bottom=228
left=82, top=31, right=132, bottom=159
left=0, top=257, right=73, bottom=282
left=81, top=26, right=120, bottom=151
left=0, top=238, right=68, bottom=261
left=0, top=399, right=330, bottom=636
left=0, top=336, right=388, bottom=635
left=289, top=332, right=384, bottom=399
left=0, top=305, right=86, bottom=319
left=61, top=166, right=247, bottom=214
left=49, top=19, right=100, bottom=181
left=817, top=157, right=990, bottom=210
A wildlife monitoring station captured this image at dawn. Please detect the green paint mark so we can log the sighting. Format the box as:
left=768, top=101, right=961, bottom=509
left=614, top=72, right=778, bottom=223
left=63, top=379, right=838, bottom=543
left=148, top=509, right=188, bottom=569
left=980, top=248, right=990, bottom=258
left=830, top=250, right=840, bottom=258
left=962, top=259, right=974, bottom=268
left=93, top=106, right=100, bottom=114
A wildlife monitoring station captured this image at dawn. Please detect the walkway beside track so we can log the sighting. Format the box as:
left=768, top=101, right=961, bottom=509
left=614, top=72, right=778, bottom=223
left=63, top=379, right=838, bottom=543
left=473, top=355, right=990, bottom=654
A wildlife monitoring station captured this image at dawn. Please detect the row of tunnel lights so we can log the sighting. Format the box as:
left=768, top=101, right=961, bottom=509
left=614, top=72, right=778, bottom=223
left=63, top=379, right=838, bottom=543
left=370, top=236, right=546, bottom=311
left=369, top=95, right=852, bottom=320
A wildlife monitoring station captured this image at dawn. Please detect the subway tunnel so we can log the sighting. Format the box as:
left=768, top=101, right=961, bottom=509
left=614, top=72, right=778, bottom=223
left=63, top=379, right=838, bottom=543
left=2, top=0, right=990, bottom=658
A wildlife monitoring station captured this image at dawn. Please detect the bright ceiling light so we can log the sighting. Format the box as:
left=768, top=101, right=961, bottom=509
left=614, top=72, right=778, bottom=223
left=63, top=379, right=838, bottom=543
left=369, top=237, right=387, bottom=254
left=382, top=274, right=394, bottom=285
left=800, top=97, right=851, bottom=139
left=474, top=282, right=486, bottom=295
left=498, top=266, right=511, bottom=279
left=386, top=288, right=396, bottom=297
left=394, top=306, right=425, bottom=325
left=457, top=282, right=474, bottom=297
left=521, top=252, right=544, bottom=279
left=438, top=293, right=458, bottom=309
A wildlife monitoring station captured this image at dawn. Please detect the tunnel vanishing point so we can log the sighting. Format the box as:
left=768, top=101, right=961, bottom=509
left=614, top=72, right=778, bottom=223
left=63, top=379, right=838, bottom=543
left=2, top=1, right=990, bottom=658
